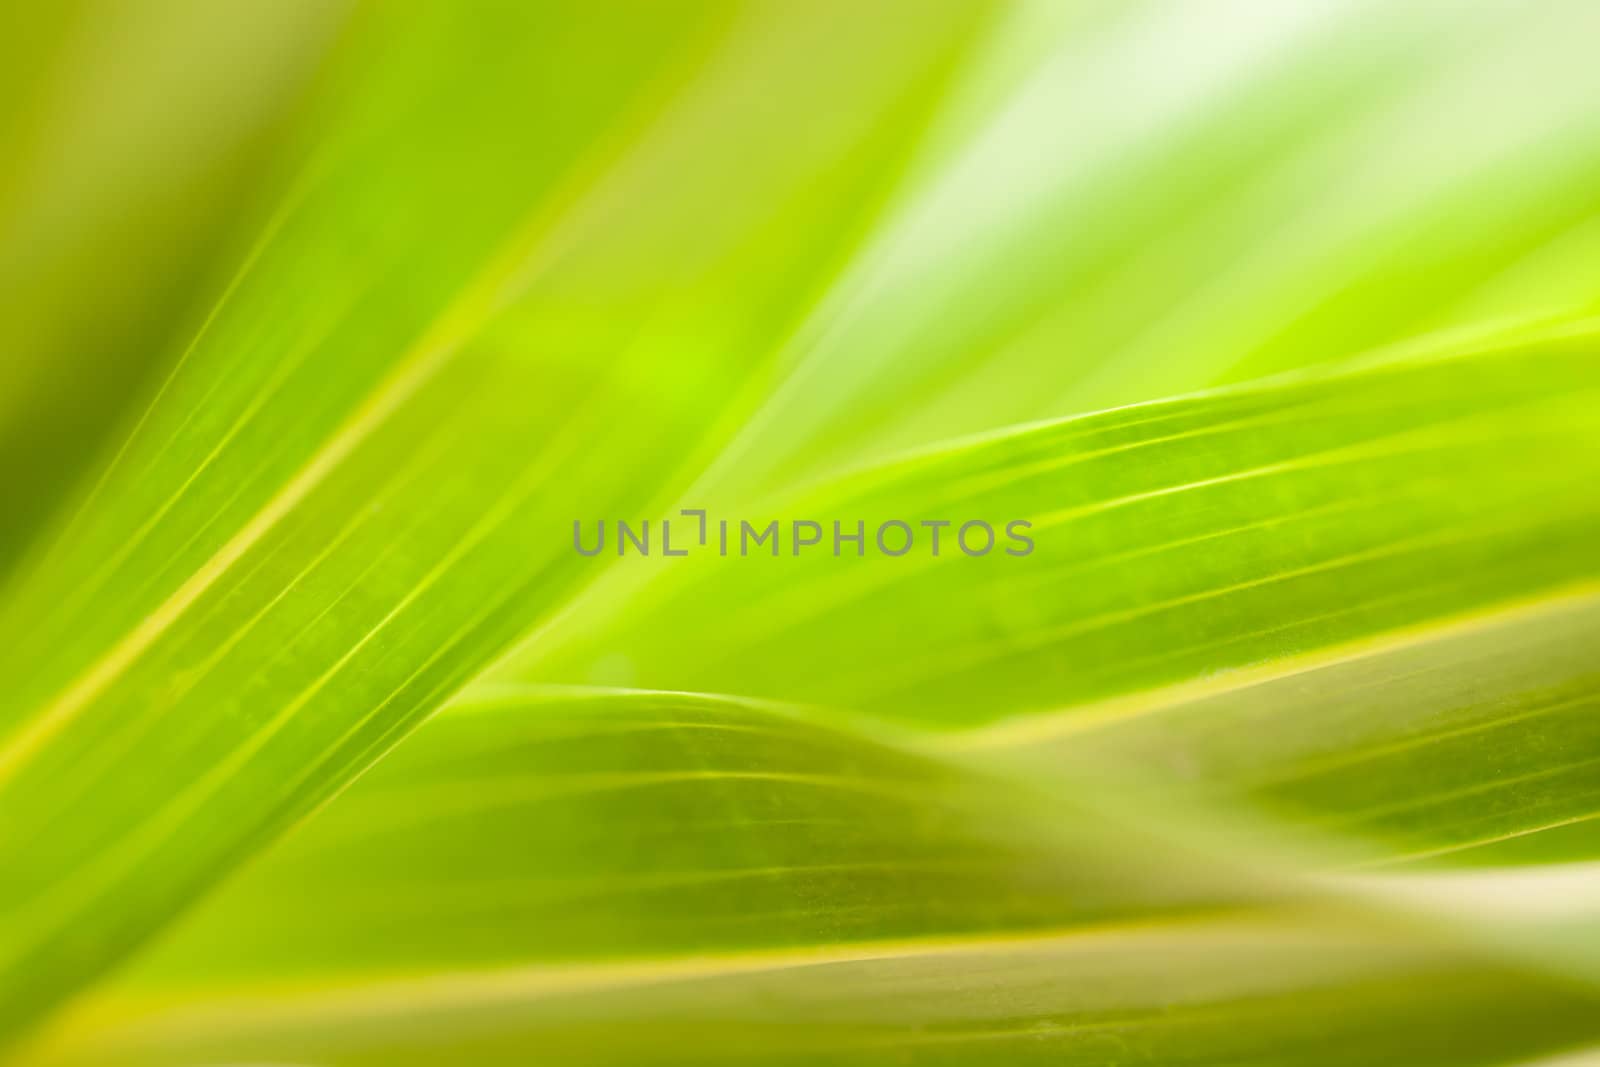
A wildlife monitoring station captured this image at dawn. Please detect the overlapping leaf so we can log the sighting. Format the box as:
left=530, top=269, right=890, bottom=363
left=513, top=328, right=1600, bottom=736
left=26, top=693, right=1600, bottom=1066
left=971, top=585, right=1600, bottom=869
left=30, top=330, right=1600, bottom=1062
left=0, top=0, right=987, bottom=1040
left=4, top=0, right=1600, bottom=1062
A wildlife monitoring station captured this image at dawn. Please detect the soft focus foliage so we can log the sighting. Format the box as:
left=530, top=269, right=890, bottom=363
left=1, top=2, right=1598, bottom=1064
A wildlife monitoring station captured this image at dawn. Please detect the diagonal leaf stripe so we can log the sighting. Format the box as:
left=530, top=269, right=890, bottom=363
left=0, top=0, right=988, bottom=1041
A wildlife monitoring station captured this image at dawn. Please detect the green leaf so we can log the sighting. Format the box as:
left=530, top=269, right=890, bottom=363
left=66, top=691, right=1245, bottom=985
left=642, top=1, right=1600, bottom=494
left=965, top=584, right=1600, bottom=870
left=511, top=328, right=1600, bottom=733
left=7, top=2, right=1600, bottom=1061
left=37, top=919, right=1600, bottom=1066
left=0, top=0, right=987, bottom=1039
left=26, top=693, right=1600, bottom=1066
left=0, top=0, right=341, bottom=570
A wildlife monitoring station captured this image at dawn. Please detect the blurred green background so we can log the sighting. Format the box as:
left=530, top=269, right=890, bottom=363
left=1, top=2, right=1598, bottom=1064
